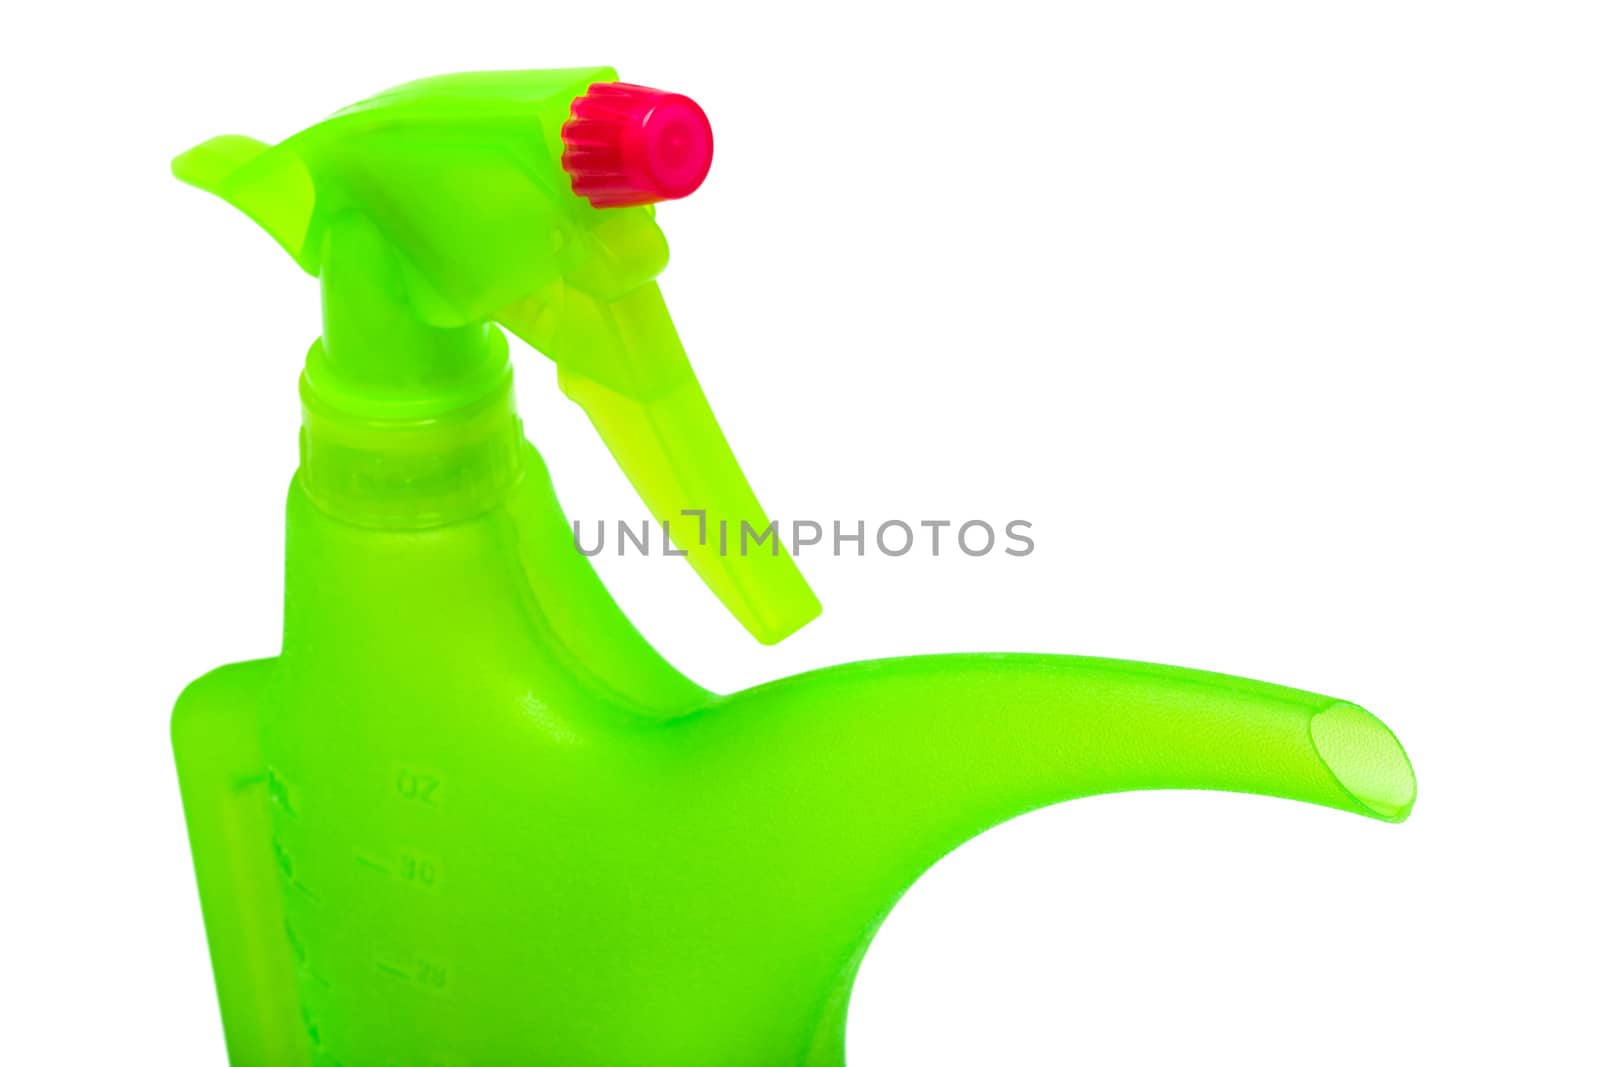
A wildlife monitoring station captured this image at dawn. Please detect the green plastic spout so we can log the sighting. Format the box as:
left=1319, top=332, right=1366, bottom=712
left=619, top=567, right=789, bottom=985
left=169, top=69, right=1415, bottom=1067
left=702, top=656, right=1415, bottom=1063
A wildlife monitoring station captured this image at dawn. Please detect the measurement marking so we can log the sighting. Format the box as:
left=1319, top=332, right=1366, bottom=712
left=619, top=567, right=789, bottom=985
left=416, top=959, right=449, bottom=990
left=375, top=960, right=410, bottom=981
left=356, top=853, right=391, bottom=875
left=399, top=852, right=438, bottom=888
left=396, top=769, right=441, bottom=806
left=267, top=767, right=300, bottom=818
left=272, top=837, right=294, bottom=878
left=285, top=923, right=306, bottom=964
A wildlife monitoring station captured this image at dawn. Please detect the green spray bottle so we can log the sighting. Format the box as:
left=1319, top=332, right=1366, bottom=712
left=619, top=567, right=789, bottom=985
left=170, top=68, right=1416, bottom=1067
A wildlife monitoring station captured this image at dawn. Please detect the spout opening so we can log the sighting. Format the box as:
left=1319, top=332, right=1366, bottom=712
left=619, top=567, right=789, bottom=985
left=1309, top=702, right=1416, bottom=822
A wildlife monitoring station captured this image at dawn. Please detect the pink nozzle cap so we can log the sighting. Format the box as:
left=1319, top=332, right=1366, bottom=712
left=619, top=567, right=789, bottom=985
left=561, top=83, right=714, bottom=209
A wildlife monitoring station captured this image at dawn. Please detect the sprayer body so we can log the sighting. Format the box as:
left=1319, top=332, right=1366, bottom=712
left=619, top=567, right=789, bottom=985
left=175, top=415, right=1416, bottom=1067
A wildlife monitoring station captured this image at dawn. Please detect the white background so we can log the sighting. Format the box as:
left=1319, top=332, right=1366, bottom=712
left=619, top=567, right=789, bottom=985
left=4, top=2, right=1597, bottom=1063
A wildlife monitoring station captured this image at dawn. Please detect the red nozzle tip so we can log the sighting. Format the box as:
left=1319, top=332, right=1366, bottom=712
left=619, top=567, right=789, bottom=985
left=561, top=83, right=714, bottom=209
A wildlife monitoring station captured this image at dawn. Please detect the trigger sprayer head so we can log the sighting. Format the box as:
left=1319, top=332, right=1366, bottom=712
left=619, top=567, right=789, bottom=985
left=172, top=69, right=821, bottom=645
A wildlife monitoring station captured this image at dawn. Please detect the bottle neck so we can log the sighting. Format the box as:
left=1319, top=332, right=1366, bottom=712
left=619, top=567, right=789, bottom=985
left=297, top=353, right=524, bottom=529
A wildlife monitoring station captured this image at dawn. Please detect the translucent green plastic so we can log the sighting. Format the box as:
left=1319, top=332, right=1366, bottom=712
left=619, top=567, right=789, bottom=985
left=171, top=69, right=1416, bottom=1067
